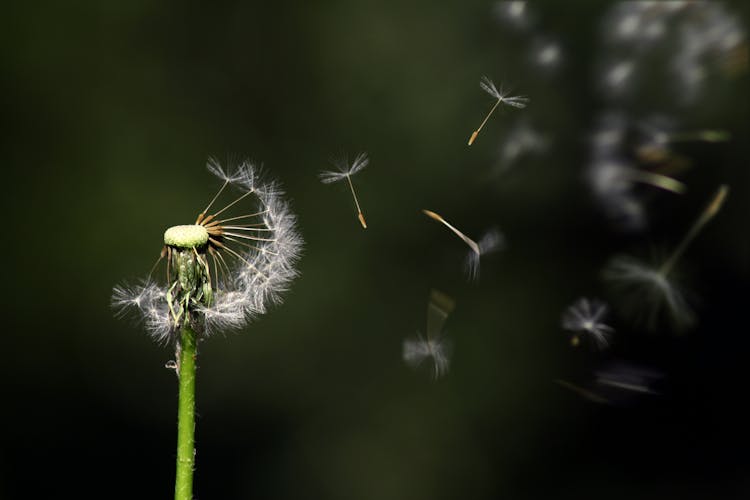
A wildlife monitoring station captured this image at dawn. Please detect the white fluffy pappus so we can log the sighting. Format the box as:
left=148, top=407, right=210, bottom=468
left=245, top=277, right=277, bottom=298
left=561, top=297, right=614, bottom=349
left=112, top=158, right=303, bottom=343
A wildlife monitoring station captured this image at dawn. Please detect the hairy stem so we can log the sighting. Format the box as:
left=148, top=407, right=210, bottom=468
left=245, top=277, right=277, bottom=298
left=175, top=324, right=197, bottom=500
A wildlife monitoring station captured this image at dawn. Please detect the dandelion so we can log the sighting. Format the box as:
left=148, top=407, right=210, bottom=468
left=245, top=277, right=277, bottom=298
left=422, top=209, right=504, bottom=281
left=495, top=119, right=548, bottom=173
left=112, top=158, right=302, bottom=499
left=604, top=184, right=728, bottom=331
left=587, top=113, right=688, bottom=231
left=468, top=77, right=529, bottom=146
left=403, top=290, right=455, bottom=379
left=561, top=298, right=614, bottom=349
left=319, top=152, right=369, bottom=229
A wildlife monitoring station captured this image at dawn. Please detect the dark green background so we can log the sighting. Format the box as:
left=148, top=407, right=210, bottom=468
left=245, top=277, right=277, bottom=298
left=2, top=1, right=749, bottom=498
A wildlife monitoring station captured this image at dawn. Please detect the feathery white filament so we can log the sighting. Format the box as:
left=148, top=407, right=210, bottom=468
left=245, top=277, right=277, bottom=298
left=561, top=298, right=614, bottom=349
left=113, top=159, right=303, bottom=341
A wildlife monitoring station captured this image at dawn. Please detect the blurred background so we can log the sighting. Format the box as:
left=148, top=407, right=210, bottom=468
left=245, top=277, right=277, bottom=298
left=2, top=1, right=749, bottom=498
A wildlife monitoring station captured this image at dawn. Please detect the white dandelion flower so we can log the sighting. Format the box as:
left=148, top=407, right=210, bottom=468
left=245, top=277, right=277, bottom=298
left=561, top=298, right=614, bottom=350
left=468, top=77, right=529, bottom=146
left=112, top=158, right=303, bottom=343
left=319, top=152, right=369, bottom=229
left=403, top=290, right=455, bottom=380
left=604, top=185, right=728, bottom=331
left=422, top=210, right=504, bottom=282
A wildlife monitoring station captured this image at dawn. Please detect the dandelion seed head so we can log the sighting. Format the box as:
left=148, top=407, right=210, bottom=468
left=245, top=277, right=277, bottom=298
left=561, top=297, right=614, bottom=350
left=112, top=158, right=303, bottom=342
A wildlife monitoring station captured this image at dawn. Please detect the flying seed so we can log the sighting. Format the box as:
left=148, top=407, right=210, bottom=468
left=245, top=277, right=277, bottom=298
left=320, top=152, right=370, bottom=229
left=422, top=210, right=503, bottom=280
left=468, top=77, right=528, bottom=146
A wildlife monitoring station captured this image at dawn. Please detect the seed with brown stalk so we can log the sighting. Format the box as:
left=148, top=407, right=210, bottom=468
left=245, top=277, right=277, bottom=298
left=468, top=77, right=529, bottom=146
left=319, top=152, right=370, bottom=229
left=422, top=209, right=504, bottom=281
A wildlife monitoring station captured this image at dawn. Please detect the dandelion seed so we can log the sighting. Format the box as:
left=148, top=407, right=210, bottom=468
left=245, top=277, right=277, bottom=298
left=587, top=113, right=689, bottom=231
left=557, top=362, right=663, bottom=406
left=599, top=1, right=745, bottom=103
left=604, top=185, right=729, bottom=331
left=635, top=116, right=730, bottom=164
left=403, top=333, right=452, bottom=380
left=531, top=39, right=563, bottom=71
left=468, top=77, right=528, bottom=146
left=112, top=158, right=303, bottom=343
left=595, top=361, right=662, bottom=396
left=591, top=159, right=687, bottom=196
left=555, top=379, right=609, bottom=405
left=403, top=290, right=455, bottom=379
left=561, top=298, right=614, bottom=350
left=506, top=1, right=526, bottom=20
left=493, top=1, right=531, bottom=30
left=496, top=119, right=548, bottom=173
left=426, top=289, right=455, bottom=339
left=463, top=228, right=504, bottom=282
left=422, top=210, right=504, bottom=281
left=320, top=152, right=369, bottom=228
left=604, top=60, right=635, bottom=92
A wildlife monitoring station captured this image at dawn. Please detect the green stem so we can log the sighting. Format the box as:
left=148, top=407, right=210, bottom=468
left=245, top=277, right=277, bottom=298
left=175, top=324, right=197, bottom=500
